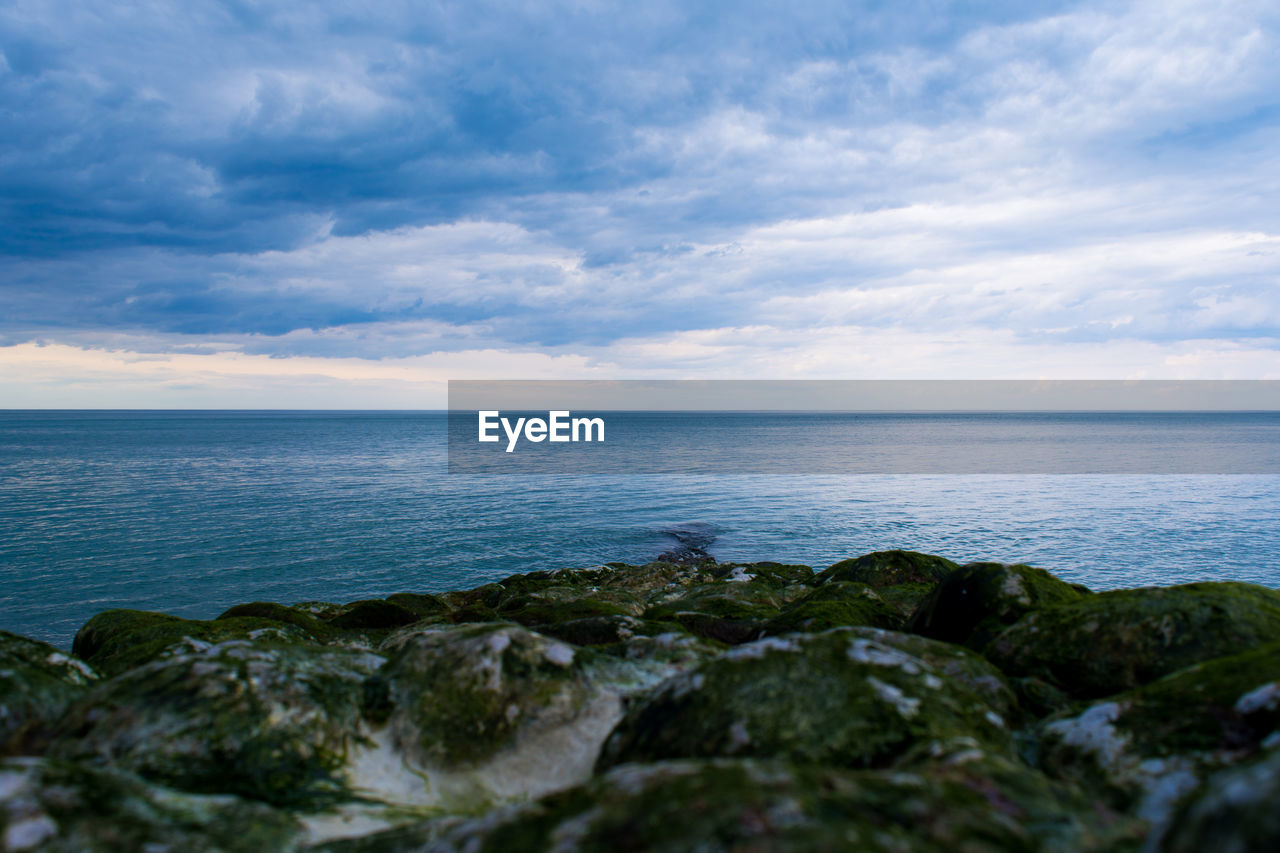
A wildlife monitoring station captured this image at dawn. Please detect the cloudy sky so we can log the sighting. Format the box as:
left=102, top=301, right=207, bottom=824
left=2, top=0, right=1278, bottom=406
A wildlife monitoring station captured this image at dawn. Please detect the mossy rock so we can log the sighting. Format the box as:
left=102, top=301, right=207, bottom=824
left=909, top=562, right=1088, bottom=650
left=817, top=550, right=958, bottom=588
left=0, top=631, right=97, bottom=751
left=443, top=583, right=510, bottom=610
left=496, top=587, right=639, bottom=628
left=641, top=581, right=783, bottom=644
left=532, top=614, right=686, bottom=648
left=217, top=601, right=339, bottom=641
left=988, top=582, right=1280, bottom=700
left=894, top=739, right=1145, bottom=850
left=48, top=640, right=384, bottom=810
left=72, top=609, right=316, bottom=678
left=0, top=757, right=300, bottom=852
left=373, top=624, right=607, bottom=771
left=710, top=561, right=815, bottom=588
left=762, top=582, right=904, bottom=635
left=1039, top=642, right=1280, bottom=826
left=1155, top=747, right=1280, bottom=853
left=384, top=592, right=453, bottom=619
left=445, top=603, right=504, bottom=624
left=414, top=757, right=1090, bottom=852
left=597, top=626, right=1015, bottom=771
left=327, top=599, right=424, bottom=632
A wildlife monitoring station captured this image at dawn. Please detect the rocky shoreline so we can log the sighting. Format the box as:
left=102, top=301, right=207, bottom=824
left=3, top=551, right=1280, bottom=851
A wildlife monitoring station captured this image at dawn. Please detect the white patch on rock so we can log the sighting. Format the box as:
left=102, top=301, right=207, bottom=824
left=0, top=768, right=32, bottom=800
left=1133, top=757, right=1200, bottom=827
left=543, top=643, right=575, bottom=667
left=1044, top=701, right=1130, bottom=768
left=923, top=674, right=943, bottom=690
left=1236, top=682, right=1280, bottom=715
left=867, top=676, right=920, bottom=718
left=984, top=711, right=1005, bottom=728
left=725, top=636, right=801, bottom=661
left=1000, top=572, right=1030, bottom=605
left=3, top=815, right=58, bottom=851
left=722, top=567, right=757, bottom=583
left=846, top=638, right=922, bottom=675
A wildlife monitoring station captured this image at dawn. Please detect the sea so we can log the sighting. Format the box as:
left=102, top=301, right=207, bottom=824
left=2, top=410, right=1278, bottom=649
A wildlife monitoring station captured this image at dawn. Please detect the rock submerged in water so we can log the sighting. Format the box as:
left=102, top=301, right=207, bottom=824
left=3, top=550, right=1279, bottom=850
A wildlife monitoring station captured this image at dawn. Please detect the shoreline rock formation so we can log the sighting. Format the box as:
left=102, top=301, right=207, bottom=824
left=3, top=551, right=1279, bottom=850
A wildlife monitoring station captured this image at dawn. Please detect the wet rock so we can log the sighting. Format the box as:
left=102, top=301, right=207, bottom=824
left=896, top=738, right=1145, bottom=851
left=385, top=593, right=453, bottom=619
left=1038, top=642, right=1280, bottom=828
left=988, top=582, right=1280, bottom=699
left=1154, top=747, right=1280, bottom=853
left=72, top=609, right=320, bottom=678
left=909, top=562, right=1089, bottom=650
left=0, top=756, right=300, bottom=852
left=328, top=599, right=424, bottom=632
left=217, top=601, right=339, bottom=640
left=496, top=588, right=639, bottom=627
left=0, top=631, right=97, bottom=751
left=531, top=614, right=685, bottom=648
left=597, top=627, right=1015, bottom=771
left=817, top=550, right=959, bottom=588
left=710, top=561, right=815, bottom=588
left=641, top=580, right=785, bottom=644
left=49, top=639, right=383, bottom=810
left=368, top=623, right=625, bottom=809
left=761, top=581, right=904, bottom=635
left=414, top=757, right=1099, bottom=853
left=816, top=550, right=959, bottom=617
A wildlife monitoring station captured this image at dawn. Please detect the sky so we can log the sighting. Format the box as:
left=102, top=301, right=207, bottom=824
left=2, top=0, right=1279, bottom=407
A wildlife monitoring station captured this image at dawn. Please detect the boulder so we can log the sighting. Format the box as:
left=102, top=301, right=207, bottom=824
left=909, top=562, right=1089, bottom=650
left=49, top=639, right=384, bottom=810
left=397, top=756, right=1118, bottom=853
left=641, top=580, right=785, bottom=644
left=761, top=582, right=904, bottom=635
left=72, top=609, right=319, bottom=677
left=988, top=583, right=1280, bottom=699
left=1154, top=747, right=1280, bottom=853
left=0, top=631, right=97, bottom=750
left=0, top=757, right=300, bottom=852
left=597, top=627, right=1016, bottom=771
left=1039, top=642, right=1280, bottom=827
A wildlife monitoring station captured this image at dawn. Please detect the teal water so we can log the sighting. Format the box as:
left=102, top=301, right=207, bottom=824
left=2, top=410, right=1278, bottom=648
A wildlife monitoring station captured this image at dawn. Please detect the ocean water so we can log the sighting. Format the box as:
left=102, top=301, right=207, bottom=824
left=2, top=410, right=1278, bottom=649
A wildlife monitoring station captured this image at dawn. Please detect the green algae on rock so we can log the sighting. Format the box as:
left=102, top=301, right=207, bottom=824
left=640, top=579, right=787, bottom=644
left=987, top=582, right=1280, bottom=700
left=1038, top=641, right=1280, bottom=827
left=48, top=639, right=384, bottom=810
left=1154, top=746, right=1280, bottom=853
left=365, top=622, right=704, bottom=814
left=0, top=631, right=97, bottom=752
left=8, top=550, right=1280, bottom=850
left=596, top=626, right=1015, bottom=771
left=0, top=757, right=301, bottom=852
left=399, top=757, right=1090, bottom=853
left=762, top=581, right=904, bottom=636
left=814, top=550, right=960, bottom=618
left=72, top=609, right=324, bottom=677
left=909, top=561, right=1089, bottom=651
